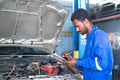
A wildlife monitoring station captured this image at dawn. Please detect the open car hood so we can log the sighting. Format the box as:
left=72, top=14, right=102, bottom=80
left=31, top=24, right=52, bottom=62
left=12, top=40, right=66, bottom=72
left=0, top=0, right=68, bottom=51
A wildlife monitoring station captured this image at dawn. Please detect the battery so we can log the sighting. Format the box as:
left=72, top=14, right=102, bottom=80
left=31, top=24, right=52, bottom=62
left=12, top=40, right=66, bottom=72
left=40, top=65, right=59, bottom=75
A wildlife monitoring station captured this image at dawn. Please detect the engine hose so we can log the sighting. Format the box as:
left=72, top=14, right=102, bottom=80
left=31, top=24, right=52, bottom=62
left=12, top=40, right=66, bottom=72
left=5, top=64, right=16, bottom=80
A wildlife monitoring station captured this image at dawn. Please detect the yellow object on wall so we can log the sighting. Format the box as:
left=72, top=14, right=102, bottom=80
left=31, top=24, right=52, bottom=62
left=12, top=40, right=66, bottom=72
left=61, top=31, right=72, bottom=35
left=74, top=50, right=79, bottom=59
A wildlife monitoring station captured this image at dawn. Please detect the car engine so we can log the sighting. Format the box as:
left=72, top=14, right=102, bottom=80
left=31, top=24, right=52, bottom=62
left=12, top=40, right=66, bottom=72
left=0, top=55, right=81, bottom=80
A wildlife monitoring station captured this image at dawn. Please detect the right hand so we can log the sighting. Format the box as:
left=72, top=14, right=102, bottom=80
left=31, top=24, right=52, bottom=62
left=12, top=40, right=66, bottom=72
left=61, top=52, right=73, bottom=61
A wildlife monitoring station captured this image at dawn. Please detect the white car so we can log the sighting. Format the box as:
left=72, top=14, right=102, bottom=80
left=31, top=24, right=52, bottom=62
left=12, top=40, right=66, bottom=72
left=0, top=0, right=82, bottom=80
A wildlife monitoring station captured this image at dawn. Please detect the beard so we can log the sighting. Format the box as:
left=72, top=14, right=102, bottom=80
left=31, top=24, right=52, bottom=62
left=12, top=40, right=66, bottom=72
left=80, top=26, right=87, bottom=35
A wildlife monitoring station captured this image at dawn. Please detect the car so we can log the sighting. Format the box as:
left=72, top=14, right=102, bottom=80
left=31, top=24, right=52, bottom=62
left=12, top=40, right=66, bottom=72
left=0, top=0, right=82, bottom=80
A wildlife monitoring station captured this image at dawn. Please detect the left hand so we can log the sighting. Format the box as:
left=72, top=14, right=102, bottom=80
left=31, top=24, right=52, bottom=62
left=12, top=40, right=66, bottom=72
left=61, top=52, right=73, bottom=61
left=64, top=59, right=76, bottom=67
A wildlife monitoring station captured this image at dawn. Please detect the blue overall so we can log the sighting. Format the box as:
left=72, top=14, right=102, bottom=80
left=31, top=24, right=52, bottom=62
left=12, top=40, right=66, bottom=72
left=76, top=25, right=113, bottom=80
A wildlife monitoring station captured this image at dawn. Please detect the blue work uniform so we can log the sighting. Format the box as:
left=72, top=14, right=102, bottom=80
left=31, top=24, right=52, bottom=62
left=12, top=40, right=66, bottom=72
left=76, top=25, right=113, bottom=80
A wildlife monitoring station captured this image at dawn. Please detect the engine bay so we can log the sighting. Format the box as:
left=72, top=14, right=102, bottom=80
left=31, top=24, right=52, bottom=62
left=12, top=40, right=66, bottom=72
left=0, top=55, right=76, bottom=80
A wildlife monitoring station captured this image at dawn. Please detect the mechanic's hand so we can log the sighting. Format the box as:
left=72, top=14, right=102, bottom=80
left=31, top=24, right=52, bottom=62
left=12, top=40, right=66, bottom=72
left=61, top=52, right=73, bottom=61
left=64, top=59, right=76, bottom=67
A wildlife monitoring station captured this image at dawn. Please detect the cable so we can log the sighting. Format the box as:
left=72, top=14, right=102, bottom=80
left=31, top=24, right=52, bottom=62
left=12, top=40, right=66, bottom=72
left=5, top=64, right=16, bottom=80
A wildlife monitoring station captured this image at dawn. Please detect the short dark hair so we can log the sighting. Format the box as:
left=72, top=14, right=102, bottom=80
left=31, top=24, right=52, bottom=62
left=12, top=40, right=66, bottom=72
left=71, top=8, right=91, bottom=22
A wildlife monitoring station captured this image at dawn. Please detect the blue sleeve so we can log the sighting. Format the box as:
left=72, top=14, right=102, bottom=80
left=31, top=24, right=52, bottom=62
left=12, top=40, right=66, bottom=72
left=76, top=31, right=110, bottom=71
left=76, top=57, right=97, bottom=70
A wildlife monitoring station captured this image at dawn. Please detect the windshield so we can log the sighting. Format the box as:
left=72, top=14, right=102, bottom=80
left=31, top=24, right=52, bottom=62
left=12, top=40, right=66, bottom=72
left=0, top=46, right=50, bottom=55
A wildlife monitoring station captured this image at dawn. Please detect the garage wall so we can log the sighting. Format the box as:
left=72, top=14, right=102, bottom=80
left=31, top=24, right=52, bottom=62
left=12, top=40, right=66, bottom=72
left=55, top=0, right=73, bottom=55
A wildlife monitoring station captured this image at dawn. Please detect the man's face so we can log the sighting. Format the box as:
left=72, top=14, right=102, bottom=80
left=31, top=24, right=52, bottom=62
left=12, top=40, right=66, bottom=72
left=73, top=19, right=87, bottom=35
